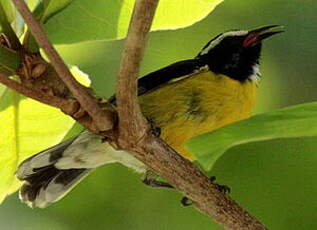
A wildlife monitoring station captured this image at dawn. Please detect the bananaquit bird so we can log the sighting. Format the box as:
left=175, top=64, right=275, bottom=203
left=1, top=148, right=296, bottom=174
left=16, top=25, right=283, bottom=208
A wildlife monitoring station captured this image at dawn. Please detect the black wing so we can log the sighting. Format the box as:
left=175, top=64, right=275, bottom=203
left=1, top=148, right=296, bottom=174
left=109, top=58, right=207, bottom=104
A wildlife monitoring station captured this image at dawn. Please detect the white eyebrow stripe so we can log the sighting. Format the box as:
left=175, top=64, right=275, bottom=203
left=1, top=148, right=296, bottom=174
left=199, top=30, right=249, bottom=55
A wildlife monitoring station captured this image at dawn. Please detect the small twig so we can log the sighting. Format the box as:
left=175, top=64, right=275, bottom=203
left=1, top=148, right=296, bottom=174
left=12, top=0, right=114, bottom=132
left=0, top=72, right=64, bottom=107
left=115, top=0, right=268, bottom=230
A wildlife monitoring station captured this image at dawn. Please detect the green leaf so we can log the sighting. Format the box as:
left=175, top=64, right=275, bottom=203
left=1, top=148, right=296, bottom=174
left=187, top=102, right=317, bottom=170
left=41, top=0, right=73, bottom=23
left=0, top=1, right=22, bottom=49
left=0, top=45, right=20, bottom=72
left=0, top=89, right=75, bottom=203
left=0, top=0, right=25, bottom=34
left=44, top=0, right=224, bottom=44
left=0, top=0, right=14, bottom=23
left=0, top=84, right=5, bottom=98
left=10, top=10, right=25, bottom=38
left=0, top=66, right=89, bottom=203
left=22, top=0, right=73, bottom=52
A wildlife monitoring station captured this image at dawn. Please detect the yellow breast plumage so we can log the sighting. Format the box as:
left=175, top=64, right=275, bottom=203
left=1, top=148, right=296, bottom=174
left=139, top=71, right=258, bottom=159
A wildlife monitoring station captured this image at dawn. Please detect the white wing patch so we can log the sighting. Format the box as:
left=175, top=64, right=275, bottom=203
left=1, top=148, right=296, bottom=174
left=55, top=131, right=146, bottom=173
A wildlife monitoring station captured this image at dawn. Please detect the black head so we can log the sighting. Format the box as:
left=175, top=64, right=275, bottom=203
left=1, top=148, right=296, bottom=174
left=196, top=25, right=284, bottom=82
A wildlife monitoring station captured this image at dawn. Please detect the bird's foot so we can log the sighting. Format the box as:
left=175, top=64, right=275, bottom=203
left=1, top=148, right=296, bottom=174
left=209, top=176, right=231, bottom=194
left=181, top=176, right=230, bottom=207
left=142, top=170, right=174, bottom=189
left=146, top=117, right=161, bottom=137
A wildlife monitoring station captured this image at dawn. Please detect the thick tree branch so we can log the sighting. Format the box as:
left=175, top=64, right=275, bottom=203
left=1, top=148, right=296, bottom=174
left=116, top=0, right=155, bottom=142
left=12, top=0, right=114, bottom=132
left=115, top=0, right=268, bottom=229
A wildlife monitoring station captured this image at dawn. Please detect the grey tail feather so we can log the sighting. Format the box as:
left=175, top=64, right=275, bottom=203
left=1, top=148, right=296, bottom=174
left=16, top=136, right=91, bottom=208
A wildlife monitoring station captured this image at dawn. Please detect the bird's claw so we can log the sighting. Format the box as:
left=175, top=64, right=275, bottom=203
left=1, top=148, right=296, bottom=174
left=181, top=176, right=230, bottom=207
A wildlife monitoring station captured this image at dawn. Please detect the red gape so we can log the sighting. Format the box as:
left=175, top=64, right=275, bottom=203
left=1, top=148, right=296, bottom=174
left=242, top=32, right=261, bottom=47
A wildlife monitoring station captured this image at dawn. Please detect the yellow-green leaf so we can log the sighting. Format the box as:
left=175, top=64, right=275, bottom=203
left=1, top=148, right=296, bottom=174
left=41, top=0, right=73, bottom=23
left=0, top=46, right=21, bottom=72
left=0, top=89, right=74, bottom=202
left=187, top=102, right=317, bottom=170
left=0, top=0, right=14, bottom=23
left=44, top=0, right=224, bottom=44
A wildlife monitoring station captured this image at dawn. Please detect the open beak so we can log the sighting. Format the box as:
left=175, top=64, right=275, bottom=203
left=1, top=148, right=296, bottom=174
left=243, top=25, right=284, bottom=47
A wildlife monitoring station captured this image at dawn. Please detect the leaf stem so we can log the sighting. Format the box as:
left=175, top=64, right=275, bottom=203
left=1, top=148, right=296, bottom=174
left=0, top=45, right=21, bottom=71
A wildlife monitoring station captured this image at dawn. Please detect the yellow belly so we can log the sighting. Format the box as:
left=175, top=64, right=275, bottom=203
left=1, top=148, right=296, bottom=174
left=139, top=71, right=258, bottom=160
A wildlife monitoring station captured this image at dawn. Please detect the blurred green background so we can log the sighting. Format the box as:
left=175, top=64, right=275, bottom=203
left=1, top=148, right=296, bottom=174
left=1, top=0, right=317, bottom=229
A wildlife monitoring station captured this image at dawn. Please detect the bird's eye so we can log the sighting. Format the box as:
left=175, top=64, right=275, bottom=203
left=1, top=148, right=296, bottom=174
left=221, top=36, right=243, bottom=47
